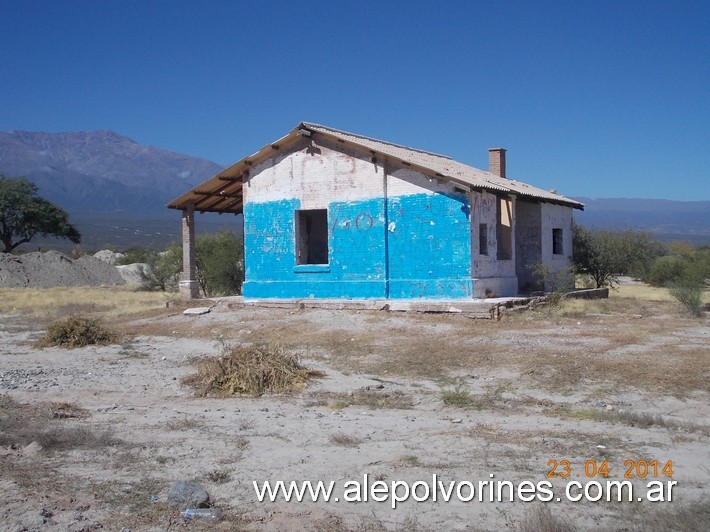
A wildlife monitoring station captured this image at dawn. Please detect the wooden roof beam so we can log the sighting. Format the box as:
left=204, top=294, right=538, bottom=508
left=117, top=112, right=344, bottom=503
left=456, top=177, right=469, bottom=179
left=193, top=190, right=243, bottom=199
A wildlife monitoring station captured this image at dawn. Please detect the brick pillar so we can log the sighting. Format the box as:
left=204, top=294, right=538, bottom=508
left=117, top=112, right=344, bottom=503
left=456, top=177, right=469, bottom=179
left=178, top=204, right=200, bottom=299
left=488, top=148, right=507, bottom=178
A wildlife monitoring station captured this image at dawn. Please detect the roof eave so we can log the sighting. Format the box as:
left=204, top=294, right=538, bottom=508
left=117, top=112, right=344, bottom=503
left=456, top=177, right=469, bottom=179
left=167, top=121, right=586, bottom=212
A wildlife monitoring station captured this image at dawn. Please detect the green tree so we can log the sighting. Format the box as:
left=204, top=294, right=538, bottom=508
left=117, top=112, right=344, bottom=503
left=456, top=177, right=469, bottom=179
left=572, top=223, right=661, bottom=288
left=196, top=230, right=244, bottom=296
left=0, top=175, right=81, bottom=252
left=647, top=245, right=710, bottom=287
left=137, top=246, right=182, bottom=292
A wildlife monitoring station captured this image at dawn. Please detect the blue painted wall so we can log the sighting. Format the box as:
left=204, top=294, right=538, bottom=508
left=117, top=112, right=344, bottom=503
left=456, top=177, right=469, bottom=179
left=242, top=191, right=473, bottom=299
left=243, top=197, right=387, bottom=298
left=387, top=192, right=472, bottom=299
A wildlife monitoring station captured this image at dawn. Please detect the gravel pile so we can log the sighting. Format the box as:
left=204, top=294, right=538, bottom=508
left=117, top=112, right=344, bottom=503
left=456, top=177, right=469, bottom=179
left=0, top=368, right=62, bottom=390
left=0, top=251, right=126, bottom=288
left=93, top=249, right=126, bottom=265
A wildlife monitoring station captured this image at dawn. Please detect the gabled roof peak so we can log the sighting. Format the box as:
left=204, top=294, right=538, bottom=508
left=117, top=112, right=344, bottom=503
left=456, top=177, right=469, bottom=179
left=301, top=122, right=453, bottom=160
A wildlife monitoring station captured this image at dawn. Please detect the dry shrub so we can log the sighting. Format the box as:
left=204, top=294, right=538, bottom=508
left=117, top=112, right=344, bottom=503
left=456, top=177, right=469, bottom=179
left=183, top=343, right=324, bottom=397
left=518, top=505, right=574, bottom=532
left=440, top=382, right=475, bottom=407
left=630, top=498, right=710, bottom=532
left=36, top=315, right=120, bottom=348
left=552, top=406, right=710, bottom=436
left=0, top=396, right=120, bottom=451
left=329, top=432, right=363, bottom=447
left=308, top=389, right=413, bottom=410
left=669, top=281, right=705, bottom=317
left=165, top=416, right=205, bottom=431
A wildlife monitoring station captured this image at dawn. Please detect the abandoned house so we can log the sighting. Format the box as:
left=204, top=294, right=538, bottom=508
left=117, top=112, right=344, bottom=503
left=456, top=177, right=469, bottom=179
left=168, top=122, right=583, bottom=300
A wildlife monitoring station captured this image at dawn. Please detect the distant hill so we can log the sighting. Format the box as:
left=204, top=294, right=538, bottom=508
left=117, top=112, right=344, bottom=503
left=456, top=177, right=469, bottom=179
left=573, top=198, right=710, bottom=245
left=0, top=130, right=224, bottom=213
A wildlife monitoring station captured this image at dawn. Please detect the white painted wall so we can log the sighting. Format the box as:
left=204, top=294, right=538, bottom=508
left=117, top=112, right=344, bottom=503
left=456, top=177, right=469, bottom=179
left=540, top=203, right=575, bottom=290
left=541, top=204, right=573, bottom=262
left=244, top=138, right=384, bottom=208
left=470, top=190, right=517, bottom=297
left=387, top=166, right=460, bottom=196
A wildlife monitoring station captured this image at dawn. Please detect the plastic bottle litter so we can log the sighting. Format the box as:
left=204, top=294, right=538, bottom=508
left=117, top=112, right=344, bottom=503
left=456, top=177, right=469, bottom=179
left=182, top=508, right=221, bottom=520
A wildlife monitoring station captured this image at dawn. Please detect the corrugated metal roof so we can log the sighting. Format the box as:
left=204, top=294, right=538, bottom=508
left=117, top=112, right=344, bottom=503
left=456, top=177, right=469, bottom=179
left=167, top=122, right=584, bottom=212
left=303, top=122, right=583, bottom=208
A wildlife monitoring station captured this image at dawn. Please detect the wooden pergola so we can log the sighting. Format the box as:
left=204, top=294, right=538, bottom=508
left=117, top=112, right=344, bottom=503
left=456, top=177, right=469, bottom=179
left=166, top=127, right=303, bottom=298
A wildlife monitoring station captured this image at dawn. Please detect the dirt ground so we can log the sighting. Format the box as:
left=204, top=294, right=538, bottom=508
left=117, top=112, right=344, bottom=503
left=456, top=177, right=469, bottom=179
left=0, top=288, right=708, bottom=531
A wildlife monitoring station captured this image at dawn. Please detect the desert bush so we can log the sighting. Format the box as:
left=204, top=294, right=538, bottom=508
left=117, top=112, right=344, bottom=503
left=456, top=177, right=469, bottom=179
left=183, top=343, right=324, bottom=397
left=196, top=230, right=244, bottom=296
left=36, top=315, right=120, bottom=348
left=440, top=382, right=475, bottom=407
left=573, top=224, right=663, bottom=288
left=116, top=247, right=154, bottom=265
left=647, top=255, right=687, bottom=286
left=532, top=261, right=574, bottom=307
left=329, top=432, right=363, bottom=447
left=131, top=231, right=244, bottom=295
left=669, top=280, right=704, bottom=317
left=137, top=246, right=182, bottom=292
left=647, top=245, right=710, bottom=288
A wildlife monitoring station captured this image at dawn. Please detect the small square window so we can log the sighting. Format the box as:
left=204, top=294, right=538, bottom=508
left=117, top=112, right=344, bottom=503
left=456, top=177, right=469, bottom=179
left=479, top=223, right=488, bottom=256
left=295, top=209, right=328, bottom=265
left=552, top=228, right=563, bottom=255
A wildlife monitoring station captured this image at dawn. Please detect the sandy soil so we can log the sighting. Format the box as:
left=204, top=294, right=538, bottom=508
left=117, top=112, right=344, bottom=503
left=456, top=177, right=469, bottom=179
left=0, top=297, right=708, bottom=531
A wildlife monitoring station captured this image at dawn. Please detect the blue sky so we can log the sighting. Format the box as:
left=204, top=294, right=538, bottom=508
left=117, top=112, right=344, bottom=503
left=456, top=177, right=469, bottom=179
left=1, top=0, right=708, bottom=201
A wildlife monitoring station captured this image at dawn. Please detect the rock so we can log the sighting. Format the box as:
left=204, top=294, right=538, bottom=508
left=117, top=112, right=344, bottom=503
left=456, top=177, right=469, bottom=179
left=183, top=307, right=211, bottom=316
left=167, top=481, right=210, bottom=509
left=116, top=263, right=148, bottom=285
left=93, top=249, right=125, bottom=265
left=22, top=441, right=43, bottom=456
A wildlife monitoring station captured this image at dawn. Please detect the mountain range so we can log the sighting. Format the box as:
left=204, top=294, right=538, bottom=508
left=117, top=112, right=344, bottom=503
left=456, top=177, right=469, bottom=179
left=573, top=197, right=710, bottom=245
left=0, top=130, right=708, bottom=249
left=0, top=130, right=223, bottom=213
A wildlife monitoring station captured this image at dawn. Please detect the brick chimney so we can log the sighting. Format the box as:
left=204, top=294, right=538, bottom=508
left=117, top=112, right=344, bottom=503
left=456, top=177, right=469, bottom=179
left=488, top=148, right=507, bottom=178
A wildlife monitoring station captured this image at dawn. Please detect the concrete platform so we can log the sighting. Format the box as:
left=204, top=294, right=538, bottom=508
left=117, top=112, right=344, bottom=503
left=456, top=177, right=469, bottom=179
left=212, top=296, right=535, bottom=318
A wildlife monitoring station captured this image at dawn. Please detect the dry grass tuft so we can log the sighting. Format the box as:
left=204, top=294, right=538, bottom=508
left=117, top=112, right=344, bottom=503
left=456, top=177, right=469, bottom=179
left=397, top=455, right=421, bottom=467
left=49, top=401, right=89, bottom=419
left=551, top=406, right=710, bottom=436
left=440, top=382, right=475, bottom=407
left=0, top=396, right=121, bottom=451
left=329, top=432, right=363, bottom=447
left=441, top=381, right=514, bottom=410
left=206, top=468, right=232, bottom=484
left=627, top=498, right=710, bottom=531
left=165, top=416, right=205, bottom=431
left=518, top=505, right=574, bottom=532
left=308, top=389, right=414, bottom=410
left=182, top=343, right=325, bottom=397
left=36, top=315, right=120, bottom=348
